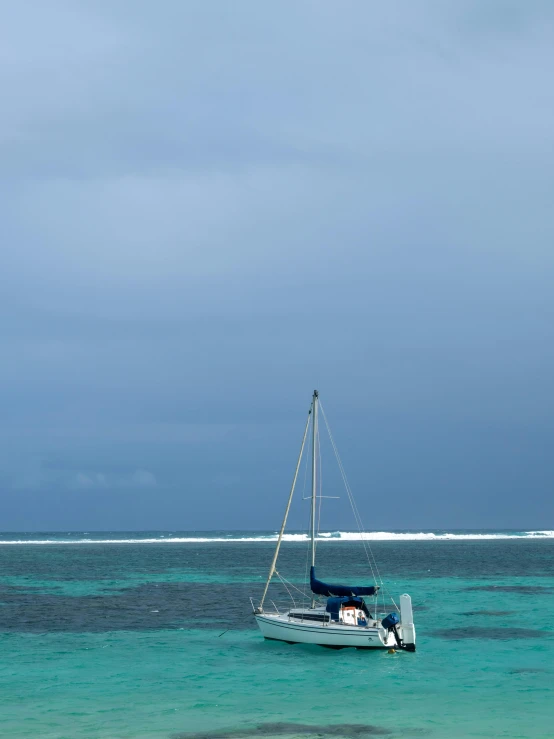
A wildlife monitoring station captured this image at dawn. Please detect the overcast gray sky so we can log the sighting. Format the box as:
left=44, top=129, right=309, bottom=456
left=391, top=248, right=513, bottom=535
left=1, top=1, right=553, bottom=531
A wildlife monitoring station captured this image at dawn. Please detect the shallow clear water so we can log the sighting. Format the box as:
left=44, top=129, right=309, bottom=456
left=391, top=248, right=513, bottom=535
left=0, top=534, right=553, bottom=738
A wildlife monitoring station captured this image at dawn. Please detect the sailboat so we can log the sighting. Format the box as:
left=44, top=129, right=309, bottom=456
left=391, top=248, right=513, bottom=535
left=253, top=390, right=416, bottom=651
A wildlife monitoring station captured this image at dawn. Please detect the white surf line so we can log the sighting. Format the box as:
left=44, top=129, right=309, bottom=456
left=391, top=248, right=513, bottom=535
left=0, top=531, right=553, bottom=544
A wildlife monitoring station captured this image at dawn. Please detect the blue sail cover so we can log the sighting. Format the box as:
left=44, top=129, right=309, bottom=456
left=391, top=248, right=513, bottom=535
left=310, top=566, right=378, bottom=597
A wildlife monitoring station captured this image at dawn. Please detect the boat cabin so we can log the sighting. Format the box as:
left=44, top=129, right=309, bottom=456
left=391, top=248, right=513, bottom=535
left=340, top=605, right=367, bottom=626
left=326, top=596, right=371, bottom=626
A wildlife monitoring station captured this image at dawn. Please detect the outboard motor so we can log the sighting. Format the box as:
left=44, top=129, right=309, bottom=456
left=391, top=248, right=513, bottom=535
left=381, top=611, right=402, bottom=647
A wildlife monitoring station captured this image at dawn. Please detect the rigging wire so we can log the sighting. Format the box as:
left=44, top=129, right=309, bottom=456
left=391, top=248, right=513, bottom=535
left=300, top=419, right=311, bottom=501
left=319, top=401, right=399, bottom=612
left=275, top=570, right=312, bottom=600
left=274, top=570, right=297, bottom=608
left=302, top=413, right=313, bottom=609
left=319, top=401, right=380, bottom=582
left=314, top=417, right=323, bottom=560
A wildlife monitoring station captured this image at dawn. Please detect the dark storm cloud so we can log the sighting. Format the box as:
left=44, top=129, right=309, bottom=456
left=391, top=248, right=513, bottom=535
left=1, top=2, right=554, bottom=529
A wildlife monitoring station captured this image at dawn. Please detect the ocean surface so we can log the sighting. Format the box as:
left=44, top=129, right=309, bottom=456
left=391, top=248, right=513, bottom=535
left=0, top=530, right=553, bottom=739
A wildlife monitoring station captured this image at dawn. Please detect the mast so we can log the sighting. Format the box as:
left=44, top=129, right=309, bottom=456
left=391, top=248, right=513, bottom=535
left=258, top=400, right=312, bottom=611
left=310, top=389, right=318, bottom=607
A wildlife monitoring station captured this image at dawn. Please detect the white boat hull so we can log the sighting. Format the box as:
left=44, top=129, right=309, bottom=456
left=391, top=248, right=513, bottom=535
left=255, top=613, right=402, bottom=649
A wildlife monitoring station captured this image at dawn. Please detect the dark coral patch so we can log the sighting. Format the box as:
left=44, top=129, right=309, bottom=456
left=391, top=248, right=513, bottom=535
left=436, top=627, right=550, bottom=640
left=460, top=610, right=515, bottom=617
left=171, top=722, right=392, bottom=738
left=0, top=582, right=257, bottom=633
left=461, top=585, right=552, bottom=595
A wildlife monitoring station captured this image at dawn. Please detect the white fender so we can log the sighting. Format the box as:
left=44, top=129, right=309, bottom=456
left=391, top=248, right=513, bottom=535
left=400, top=593, right=416, bottom=646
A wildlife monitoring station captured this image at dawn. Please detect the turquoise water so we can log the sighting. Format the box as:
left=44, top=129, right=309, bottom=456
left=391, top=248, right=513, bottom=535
left=0, top=534, right=553, bottom=738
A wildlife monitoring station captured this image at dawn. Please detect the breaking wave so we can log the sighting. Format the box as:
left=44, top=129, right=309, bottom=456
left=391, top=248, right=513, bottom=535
left=0, top=530, right=553, bottom=544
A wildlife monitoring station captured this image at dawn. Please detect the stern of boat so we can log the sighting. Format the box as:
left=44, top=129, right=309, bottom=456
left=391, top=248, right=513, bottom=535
left=398, top=593, right=416, bottom=651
